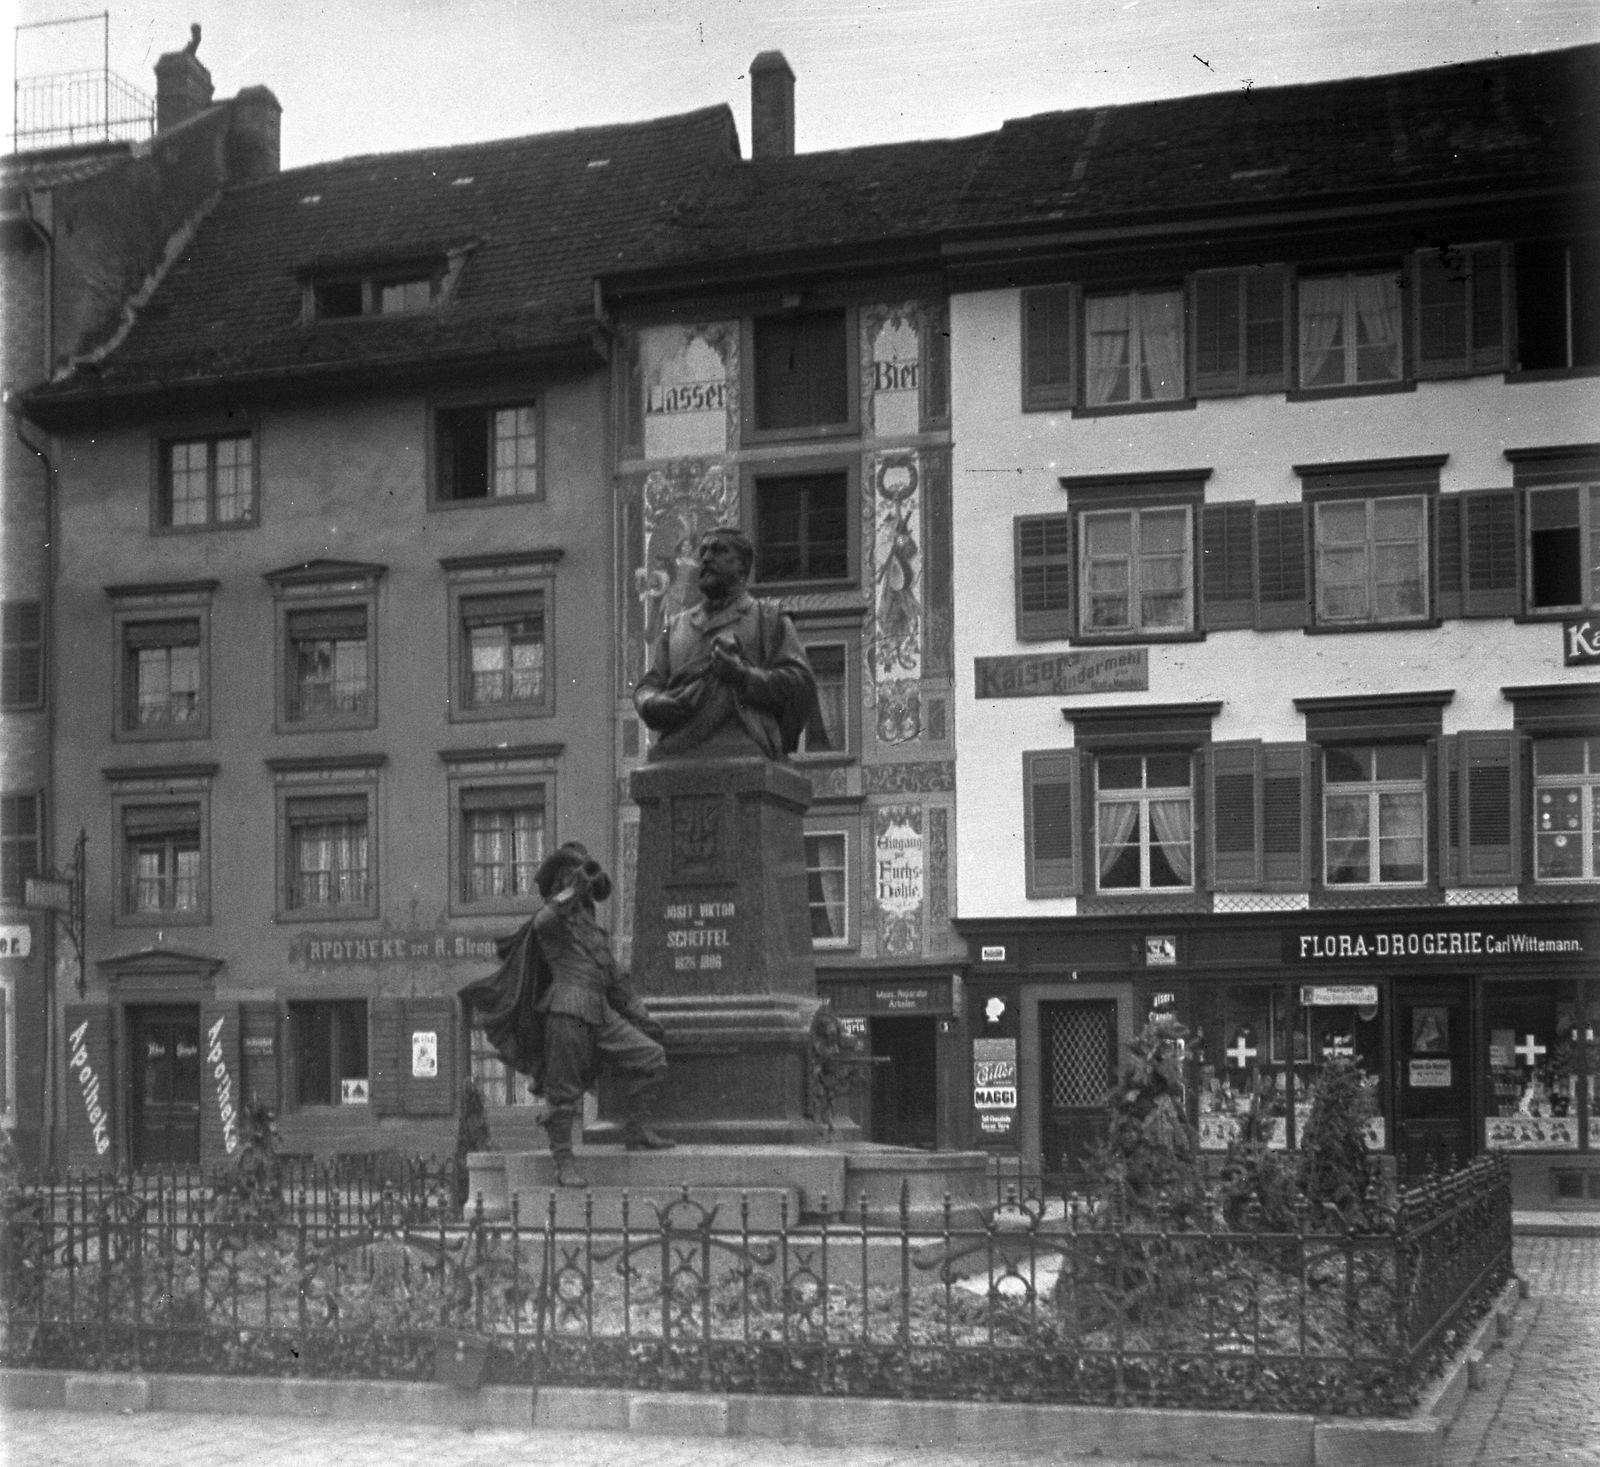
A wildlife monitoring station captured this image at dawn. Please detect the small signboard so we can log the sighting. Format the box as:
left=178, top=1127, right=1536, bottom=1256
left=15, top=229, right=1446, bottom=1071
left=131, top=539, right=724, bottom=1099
left=1564, top=618, right=1600, bottom=666
left=1409, top=1059, right=1453, bottom=1088
left=973, top=1037, right=1017, bottom=1112
left=0, top=925, right=31, bottom=958
left=1144, top=936, right=1176, bottom=967
left=980, top=945, right=1007, bottom=963
left=341, top=1078, right=370, bottom=1105
left=243, top=1035, right=274, bottom=1056
left=1300, top=984, right=1379, bottom=1008
left=974, top=647, right=1148, bottom=699
left=411, top=1030, right=438, bottom=1079
left=837, top=1017, right=867, bottom=1040
left=24, top=876, right=72, bottom=913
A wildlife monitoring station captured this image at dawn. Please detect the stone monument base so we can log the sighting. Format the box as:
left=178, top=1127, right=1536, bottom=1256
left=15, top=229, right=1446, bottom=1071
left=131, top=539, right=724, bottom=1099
left=595, top=994, right=852, bottom=1146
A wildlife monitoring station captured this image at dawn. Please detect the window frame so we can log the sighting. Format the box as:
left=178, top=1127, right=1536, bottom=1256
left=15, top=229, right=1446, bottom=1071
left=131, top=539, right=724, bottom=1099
left=427, top=389, right=545, bottom=509
left=0, top=792, right=41, bottom=907
left=108, top=771, right=213, bottom=928
left=108, top=582, right=215, bottom=744
left=287, top=999, right=370, bottom=1109
left=441, top=552, right=560, bottom=725
left=468, top=1020, right=540, bottom=1108
left=1092, top=751, right=1197, bottom=895
left=1191, top=265, right=1291, bottom=397
left=266, top=563, right=384, bottom=734
left=1, top=601, right=44, bottom=712
left=1293, top=266, right=1408, bottom=393
left=1076, top=502, right=1197, bottom=641
left=1021, top=285, right=1076, bottom=412
left=270, top=759, right=382, bottom=923
left=1311, top=493, right=1432, bottom=629
left=152, top=427, right=259, bottom=533
left=1531, top=736, right=1600, bottom=885
left=789, top=610, right=864, bottom=762
left=441, top=747, right=560, bottom=919
left=743, top=452, right=861, bottom=593
left=741, top=304, right=861, bottom=445
left=803, top=820, right=856, bottom=952
left=448, top=780, right=551, bottom=918
left=1510, top=237, right=1600, bottom=376
left=1320, top=743, right=1430, bottom=890
left=1524, top=481, right=1600, bottom=616
left=1077, top=284, right=1189, bottom=411
left=1412, top=243, right=1508, bottom=379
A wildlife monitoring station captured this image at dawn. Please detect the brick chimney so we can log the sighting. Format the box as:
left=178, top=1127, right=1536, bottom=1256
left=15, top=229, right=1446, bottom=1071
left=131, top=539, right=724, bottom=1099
left=227, top=86, right=283, bottom=180
left=154, top=24, right=214, bottom=132
left=749, top=51, right=795, bottom=159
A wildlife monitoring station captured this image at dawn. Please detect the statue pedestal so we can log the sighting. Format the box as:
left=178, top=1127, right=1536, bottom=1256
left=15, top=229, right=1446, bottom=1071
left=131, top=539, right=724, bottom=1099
left=608, top=755, right=833, bottom=1143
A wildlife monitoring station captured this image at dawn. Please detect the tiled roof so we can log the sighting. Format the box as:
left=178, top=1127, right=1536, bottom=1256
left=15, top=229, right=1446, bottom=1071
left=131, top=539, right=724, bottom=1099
left=32, top=105, right=737, bottom=401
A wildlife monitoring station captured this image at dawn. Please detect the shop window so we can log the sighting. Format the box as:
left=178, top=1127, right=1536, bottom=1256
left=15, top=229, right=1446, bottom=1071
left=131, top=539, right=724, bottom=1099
left=1, top=602, right=42, bottom=711
left=1094, top=752, right=1193, bottom=892
left=469, top=1025, right=538, bottom=1107
left=123, top=620, right=202, bottom=731
left=753, top=471, right=850, bottom=584
left=122, top=804, right=201, bottom=916
left=0, top=793, right=40, bottom=905
left=1298, top=270, right=1403, bottom=387
left=460, top=787, right=545, bottom=904
left=1083, top=288, right=1185, bottom=406
left=1313, top=496, right=1428, bottom=625
left=286, top=606, right=371, bottom=724
left=1484, top=984, right=1582, bottom=1153
left=1527, top=484, right=1600, bottom=612
left=1533, top=736, right=1600, bottom=883
left=1193, top=266, right=1289, bottom=395
left=1079, top=505, right=1194, bottom=636
left=158, top=433, right=256, bottom=528
left=290, top=1000, right=368, bottom=1107
left=805, top=832, right=849, bottom=948
left=1514, top=238, right=1600, bottom=372
left=284, top=795, right=372, bottom=915
left=1323, top=745, right=1427, bottom=886
left=1015, top=514, right=1074, bottom=639
left=752, top=309, right=850, bottom=432
left=435, top=402, right=541, bottom=501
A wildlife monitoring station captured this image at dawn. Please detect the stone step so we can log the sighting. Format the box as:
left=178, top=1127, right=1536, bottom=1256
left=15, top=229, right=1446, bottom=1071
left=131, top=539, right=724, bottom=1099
left=510, top=1183, right=800, bottom=1231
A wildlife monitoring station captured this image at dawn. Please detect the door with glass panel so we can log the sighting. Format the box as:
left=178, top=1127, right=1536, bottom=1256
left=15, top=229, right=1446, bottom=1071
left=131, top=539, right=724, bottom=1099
left=1040, top=1000, right=1119, bottom=1179
left=131, top=1005, right=202, bottom=1168
left=1395, top=981, right=1470, bottom=1176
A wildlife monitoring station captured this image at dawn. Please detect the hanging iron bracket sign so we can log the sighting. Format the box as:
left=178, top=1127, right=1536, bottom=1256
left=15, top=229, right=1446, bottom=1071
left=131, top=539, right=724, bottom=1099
left=24, top=828, right=86, bottom=996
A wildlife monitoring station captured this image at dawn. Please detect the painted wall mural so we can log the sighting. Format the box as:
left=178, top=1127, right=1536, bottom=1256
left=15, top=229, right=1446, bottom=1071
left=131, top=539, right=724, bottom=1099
left=630, top=460, right=739, bottom=676
left=874, top=804, right=925, bottom=959
left=639, top=323, right=737, bottom=460
left=871, top=450, right=923, bottom=745
left=865, top=306, right=922, bottom=439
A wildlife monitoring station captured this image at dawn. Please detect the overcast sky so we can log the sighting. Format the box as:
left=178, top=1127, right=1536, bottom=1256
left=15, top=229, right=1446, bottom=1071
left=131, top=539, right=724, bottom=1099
left=10, top=0, right=1599, bottom=171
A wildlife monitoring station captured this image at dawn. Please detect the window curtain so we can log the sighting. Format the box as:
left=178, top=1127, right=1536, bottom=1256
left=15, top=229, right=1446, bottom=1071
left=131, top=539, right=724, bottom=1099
left=813, top=864, right=846, bottom=938
left=1298, top=276, right=1345, bottom=386
left=1148, top=797, right=1194, bottom=884
left=1085, top=295, right=1131, bottom=405
left=1351, top=274, right=1402, bottom=381
left=1137, top=292, right=1183, bottom=400
left=297, top=822, right=367, bottom=905
left=1097, top=799, right=1139, bottom=879
left=1377, top=792, right=1425, bottom=880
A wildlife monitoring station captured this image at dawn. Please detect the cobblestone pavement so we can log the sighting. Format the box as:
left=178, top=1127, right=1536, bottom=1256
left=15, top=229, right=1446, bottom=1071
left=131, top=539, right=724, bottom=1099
left=1443, top=1237, right=1600, bottom=1467
left=5, top=1238, right=1597, bottom=1467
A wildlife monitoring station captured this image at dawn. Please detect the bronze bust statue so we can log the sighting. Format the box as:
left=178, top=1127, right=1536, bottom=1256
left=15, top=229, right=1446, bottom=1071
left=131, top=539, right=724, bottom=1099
left=634, top=526, right=817, bottom=761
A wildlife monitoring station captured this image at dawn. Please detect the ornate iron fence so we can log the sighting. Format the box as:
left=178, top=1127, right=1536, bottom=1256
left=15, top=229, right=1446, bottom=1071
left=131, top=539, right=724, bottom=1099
left=1, top=1154, right=1510, bottom=1416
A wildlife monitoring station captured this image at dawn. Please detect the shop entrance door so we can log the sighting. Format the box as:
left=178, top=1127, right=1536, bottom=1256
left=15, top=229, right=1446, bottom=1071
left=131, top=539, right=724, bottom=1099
left=869, top=1016, right=938, bottom=1149
left=1040, top=1000, right=1118, bottom=1179
left=131, top=1005, right=202, bottom=1168
left=1395, top=981, right=1471, bottom=1176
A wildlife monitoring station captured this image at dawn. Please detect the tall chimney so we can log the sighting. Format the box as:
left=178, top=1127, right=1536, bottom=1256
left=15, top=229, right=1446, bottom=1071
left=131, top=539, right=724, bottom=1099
left=154, top=24, right=214, bottom=132
left=227, top=86, right=283, bottom=181
left=749, top=51, right=795, bottom=159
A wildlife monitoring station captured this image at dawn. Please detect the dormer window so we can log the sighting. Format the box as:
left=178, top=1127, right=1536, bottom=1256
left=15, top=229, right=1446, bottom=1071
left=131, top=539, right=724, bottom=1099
left=304, top=251, right=464, bottom=322
left=377, top=277, right=435, bottom=314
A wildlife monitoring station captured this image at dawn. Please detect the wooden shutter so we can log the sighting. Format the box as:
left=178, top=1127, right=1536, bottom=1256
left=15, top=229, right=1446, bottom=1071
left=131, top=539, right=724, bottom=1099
left=1436, top=495, right=1464, bottom=619
left=1254, top=504, right=1309, bottom=630
left=240, top=1001, right=281, bottom=1114
left=400, top=997, right=456, bottom=1117
left=1015, top=515, right=1074, bottom=639
left=1024, top=749, right=1081, bottom=897
left=922, top=301, right=950, bottom=424
left=1192, top=270, right=1243, bottom=395
left=1207, top=741, right=1261, bottom=889
left=369, top=997, right=405, bottom=1116
left=199, top=1000, right=243, bottom=1164
left=1022, top=286, right=1075, bottom=411
left=1415, top=245, right=1507, bottom=376
left=1435, top=735, right=1460, bottom=886
left=1460, top=489, right=1519, bottom=617
left=63, top=1002, right=116, bottom=1167
left=1458, top=731, right=1521, bottom=885
left=1201, top=502, right=1256, bottom=630
left=1242, top=265, right=1290, bottom=391
left=1262, top=743, right=1312, bottom=890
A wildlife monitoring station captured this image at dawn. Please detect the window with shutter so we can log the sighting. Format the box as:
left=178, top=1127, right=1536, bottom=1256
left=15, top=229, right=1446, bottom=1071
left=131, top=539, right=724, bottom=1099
left=1436, top=497, right=1464, bottom=619
left=0, top=794, right=40, bottom=905
left=1023, top=287, right=1075, bottom=411
left=1415, top=245, right=1506, bottom=376
left=289, top=1000, right=370, bottom=1109
left=1261, top=743, right=1311, bottom=890
left=1025, top=749, right=1081, bottom=897
left=1015, top=515, right=1074, bottom=639
left=1193, top=267, right=1288, bottom=395
left=1254, top=504, right=1309, bottom=630
left=1, top=602, right=42, bottom=710
left=1201, top=502, right=1255, bottom=630
left=1460, top=489, right=1519, bottom=616
left=1207, top=743, right=1260, bottom=890
left=1456, top=731, right=1521, bottom=886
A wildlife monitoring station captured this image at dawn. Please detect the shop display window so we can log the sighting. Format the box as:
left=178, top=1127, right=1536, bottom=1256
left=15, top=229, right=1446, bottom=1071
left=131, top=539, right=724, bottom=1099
left=1483, top=982, right=1582, bottom=1152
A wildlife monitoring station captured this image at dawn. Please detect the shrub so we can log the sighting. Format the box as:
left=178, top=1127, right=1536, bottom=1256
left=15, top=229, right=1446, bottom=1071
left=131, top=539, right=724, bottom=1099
left=1300, top=1058, right=1383, bottom=1231
left=209, top=1099, right=286, bottom=1239
left=1217, top=1078, right=1301, bottom=1233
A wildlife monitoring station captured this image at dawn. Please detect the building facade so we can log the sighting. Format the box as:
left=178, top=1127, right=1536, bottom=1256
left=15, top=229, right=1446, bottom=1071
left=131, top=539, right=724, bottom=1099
left=945, top=46, right=1600, bottom=1204
left=23, top=106, right=737, bottom=1169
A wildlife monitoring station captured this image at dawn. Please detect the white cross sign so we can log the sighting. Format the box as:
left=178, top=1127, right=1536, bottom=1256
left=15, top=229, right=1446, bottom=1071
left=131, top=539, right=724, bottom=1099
left=1227, top=1034, right=1257, bottom=1068
left=1514, top=1034, right=1547, bottom=1067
